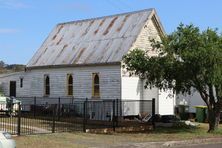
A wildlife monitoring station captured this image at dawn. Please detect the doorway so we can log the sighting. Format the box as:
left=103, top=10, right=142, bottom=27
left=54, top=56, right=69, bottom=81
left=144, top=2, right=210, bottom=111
left=10, top=81, right=16, bottom=97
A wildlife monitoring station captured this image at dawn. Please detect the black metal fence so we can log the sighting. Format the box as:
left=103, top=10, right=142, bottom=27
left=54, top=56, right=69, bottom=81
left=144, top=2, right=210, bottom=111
left=0, top=97, right=155, bottom=135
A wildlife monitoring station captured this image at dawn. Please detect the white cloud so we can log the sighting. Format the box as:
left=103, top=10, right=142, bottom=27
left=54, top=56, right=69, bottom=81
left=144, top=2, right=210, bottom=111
left=0, top=29, right=20, bottom=34
left=0, top=0, right=29, bottom=9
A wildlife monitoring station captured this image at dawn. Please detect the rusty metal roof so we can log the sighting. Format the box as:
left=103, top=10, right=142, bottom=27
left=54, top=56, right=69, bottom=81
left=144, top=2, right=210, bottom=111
left=27, top=9, right=154, bottom=67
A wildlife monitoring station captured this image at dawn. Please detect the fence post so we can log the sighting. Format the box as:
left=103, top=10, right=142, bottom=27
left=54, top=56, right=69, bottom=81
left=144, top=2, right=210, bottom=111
left=17, top=102, right=21, bottom=136
left=34, top=97, right=36, bottom=118
left=52, top=105, right=56, bottom=133
left=83, top=98, right=88, bottom=132
left=112, top=100, right=116, bottom=132
left=116, top=98, right=119, bottom=127
left=58, top=97, right=61, bottom=121
left=152, top=98, right=156, bottom=129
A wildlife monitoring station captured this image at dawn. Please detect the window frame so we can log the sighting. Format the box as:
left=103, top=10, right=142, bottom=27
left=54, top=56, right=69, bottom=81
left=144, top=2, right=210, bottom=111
left=44, top=75, right=50, bottom=96
left=67, top=74, right=73, bottom=96
left=92, top=73, right=100, bottom=98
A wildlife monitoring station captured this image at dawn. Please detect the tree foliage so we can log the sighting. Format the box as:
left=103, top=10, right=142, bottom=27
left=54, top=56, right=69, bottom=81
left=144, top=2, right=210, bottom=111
left=123, top=24, right=222, bottom=132
left=0, top=60, right=25, bottom=74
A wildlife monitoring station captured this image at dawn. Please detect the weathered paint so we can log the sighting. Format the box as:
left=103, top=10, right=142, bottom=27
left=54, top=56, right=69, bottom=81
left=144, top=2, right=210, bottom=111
left=27, top=9, right=154, bottom=67
left=0, top=65, right=121, bottom=100
left=0, top=9, right=173, bottom=116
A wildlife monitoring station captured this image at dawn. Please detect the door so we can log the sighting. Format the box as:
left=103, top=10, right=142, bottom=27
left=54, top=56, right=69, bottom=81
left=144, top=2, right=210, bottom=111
left=10, top=81, right=16, bottom=97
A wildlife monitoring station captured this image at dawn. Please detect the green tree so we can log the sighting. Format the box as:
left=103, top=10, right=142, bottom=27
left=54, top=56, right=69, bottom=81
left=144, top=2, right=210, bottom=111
left=123, top=24, right=222, bottom=132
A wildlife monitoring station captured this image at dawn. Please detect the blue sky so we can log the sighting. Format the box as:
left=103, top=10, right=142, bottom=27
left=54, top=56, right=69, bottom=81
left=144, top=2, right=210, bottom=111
left=0, top=0, right=221, bottom=64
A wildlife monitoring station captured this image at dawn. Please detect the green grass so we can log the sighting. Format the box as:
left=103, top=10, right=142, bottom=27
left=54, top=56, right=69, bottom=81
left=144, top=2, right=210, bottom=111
left=14, top=123, right=222, bottom=148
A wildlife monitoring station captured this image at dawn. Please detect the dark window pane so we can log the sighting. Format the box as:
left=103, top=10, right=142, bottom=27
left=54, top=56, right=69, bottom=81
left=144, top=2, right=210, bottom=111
left=67, top=75, right=73, bottom=96
left=45, top=76, right=50, bottom=95
left=20, top=78, right=23, bottom=88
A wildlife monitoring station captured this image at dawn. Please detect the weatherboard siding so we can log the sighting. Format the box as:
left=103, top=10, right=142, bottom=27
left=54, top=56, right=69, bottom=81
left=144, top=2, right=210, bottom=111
left=130, top=16, right=161, bottom=55
left=0, top=72, right=31, bottom=97
left=0, top=65, right=121, bottom=100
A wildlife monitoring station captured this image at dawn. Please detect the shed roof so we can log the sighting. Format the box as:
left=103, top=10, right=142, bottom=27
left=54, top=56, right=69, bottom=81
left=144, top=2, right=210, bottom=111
left=27, top=9, right=157, bottom=68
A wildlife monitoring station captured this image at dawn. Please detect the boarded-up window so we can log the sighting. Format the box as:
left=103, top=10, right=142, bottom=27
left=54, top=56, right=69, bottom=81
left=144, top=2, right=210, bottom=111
left=67, top=74, right=73, bottom=96
left=92, top=73, right=100, bottom=97
left=44, top=75, right=50, bottom=96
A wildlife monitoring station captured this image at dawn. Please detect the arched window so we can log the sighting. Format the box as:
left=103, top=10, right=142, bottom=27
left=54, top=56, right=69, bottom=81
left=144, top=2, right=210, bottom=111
left=44, top=75, right=50, bottom=96
left=67, top=74, right=73, bottom=96
left=92, top=73, right=100, bottom=97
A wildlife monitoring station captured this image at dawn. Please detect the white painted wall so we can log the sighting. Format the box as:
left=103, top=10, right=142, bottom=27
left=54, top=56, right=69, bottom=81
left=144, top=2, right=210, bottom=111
left=121, top=77, right=159, bottom=115
left=121, top=77, right=142, bottom=115
left=158, top=89, right=175, bottom=115
left=121, top=77, right=142, bottom=100
left=0, top=72, right=31, bottom=97
left=0, top=65, right=121, bottom=100
left=142, top=83, right=158, bottom=114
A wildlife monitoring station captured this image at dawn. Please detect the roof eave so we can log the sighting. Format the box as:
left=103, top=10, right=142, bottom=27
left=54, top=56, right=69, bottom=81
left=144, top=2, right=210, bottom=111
left=26, top=62, right=121, bottom=70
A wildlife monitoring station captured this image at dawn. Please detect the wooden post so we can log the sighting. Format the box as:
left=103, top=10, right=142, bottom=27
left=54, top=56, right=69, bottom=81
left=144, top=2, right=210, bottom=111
left=34, top=97, right=36, bottom=118
left=112, top=100, right=116, bottom=131
left=58, top=97, right=61, bottom=121
left=152, top=98, right=156, bottom=129
left=52, top=105, right=56, bottom=133
left=83, top=98, right=88, bottom=132
left=17, top=102, right=21, bottom=136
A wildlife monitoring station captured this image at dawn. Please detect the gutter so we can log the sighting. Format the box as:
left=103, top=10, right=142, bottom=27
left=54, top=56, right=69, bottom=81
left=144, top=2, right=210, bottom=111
left=26, top=62, right=121, bottom=70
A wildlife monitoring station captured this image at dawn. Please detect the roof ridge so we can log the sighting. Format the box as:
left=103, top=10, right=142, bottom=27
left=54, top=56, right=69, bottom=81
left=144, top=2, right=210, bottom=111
left=57, top=8, right=154, bottom=26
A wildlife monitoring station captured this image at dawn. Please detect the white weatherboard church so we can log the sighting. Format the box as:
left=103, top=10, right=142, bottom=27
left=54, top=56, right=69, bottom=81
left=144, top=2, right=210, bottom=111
left=0, top=9, right=175, bottom=115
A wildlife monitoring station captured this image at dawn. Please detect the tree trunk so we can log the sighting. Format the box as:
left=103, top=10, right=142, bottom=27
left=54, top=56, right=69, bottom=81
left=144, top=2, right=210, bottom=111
left=208, top=107, right=220, bottom=132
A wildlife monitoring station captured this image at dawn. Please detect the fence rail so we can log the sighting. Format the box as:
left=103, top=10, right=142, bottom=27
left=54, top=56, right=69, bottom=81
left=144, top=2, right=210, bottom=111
left=0, top=97, right=155, bottom=135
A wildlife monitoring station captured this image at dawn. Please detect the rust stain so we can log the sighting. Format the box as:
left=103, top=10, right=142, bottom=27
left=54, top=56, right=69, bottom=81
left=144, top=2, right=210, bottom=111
left=52, top=35, right=57, bottom=40
left=73, top=47, right=86, bottom=63
left=84, top=44, right=98, bottom=62
left=52, top=25, right=64, bottom=40
left=57, top=25, right=64, bottom=34
left=52, top=44, right=68, bottom=64
left=57, top=44, right=67, bottom=57
left=82, top=20, right=95, bottom=36
left=117, top=14, right=130, bottom=32
left=94, top=19, right=106, bottom=35
left=94, top=29, right=98, bottom=35
left=103, top=16, right=118, bottom=35
left=99, top=19, right=106, bottom=27
left=56, top=37, right=63, bottom=45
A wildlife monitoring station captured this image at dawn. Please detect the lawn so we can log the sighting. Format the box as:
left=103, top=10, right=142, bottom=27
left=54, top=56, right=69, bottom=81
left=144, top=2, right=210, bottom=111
left=14, top=123, right=222, bottom=148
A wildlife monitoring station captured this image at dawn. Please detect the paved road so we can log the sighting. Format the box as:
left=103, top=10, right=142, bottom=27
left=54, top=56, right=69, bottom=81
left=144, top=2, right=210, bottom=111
left=179, top=143, right=222, bottom=148
left=107, top=141, right=222, bottom=148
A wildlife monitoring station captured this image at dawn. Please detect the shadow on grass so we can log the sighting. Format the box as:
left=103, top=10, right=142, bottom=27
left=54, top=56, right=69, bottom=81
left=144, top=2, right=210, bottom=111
left=153, top=126, right=200, bottom=134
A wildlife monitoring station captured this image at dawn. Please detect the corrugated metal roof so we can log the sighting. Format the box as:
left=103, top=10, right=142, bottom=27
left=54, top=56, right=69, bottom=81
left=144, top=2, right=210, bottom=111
left=27, top=9, right=154, bottom=67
